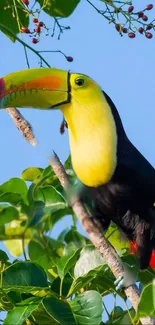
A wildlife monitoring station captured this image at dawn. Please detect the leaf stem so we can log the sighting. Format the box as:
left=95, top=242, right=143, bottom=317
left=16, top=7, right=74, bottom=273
left=60, top=277, right=64, bottom=297
left=0, top=23, right=51, bottom=68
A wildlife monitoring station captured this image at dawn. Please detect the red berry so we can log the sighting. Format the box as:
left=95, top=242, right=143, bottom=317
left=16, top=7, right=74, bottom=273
left=138, top=27, right=144, bottom=34
left=115, top=24, right=121, bottom=32
left=22, top=0, right=29, bottom=5
left=128, top=5, right=134, bottom=13
left=128, top=32, right=136, bottom=38
left=33, top=18, right=38, bottom=23
left=35, top=26, right=41, bottom=33
left=37, top=22, right=44, bottom=27
left=146, top=24, right=153, bottom=30
left=142, top=15, right=148, bottom=21
left=138, top=11, right=144, bottom=18
left=145, top=32, right=153, bottom=38
left=146, top=4, right=153, bottom=10
left=66, top=56, right=73, bottom=62
left=21, top=27, right=30, bottom=33
left=32, top=38, right=38, bottom=44
left=122, top=27, right=128, bottom=33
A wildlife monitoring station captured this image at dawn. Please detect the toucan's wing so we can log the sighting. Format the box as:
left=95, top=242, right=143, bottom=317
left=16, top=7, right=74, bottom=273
left=103, top=90, right=155, bottom=199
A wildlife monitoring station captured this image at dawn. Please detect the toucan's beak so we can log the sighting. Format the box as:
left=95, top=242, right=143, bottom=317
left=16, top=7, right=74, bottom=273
left=0, top=68, right=70, bottom=109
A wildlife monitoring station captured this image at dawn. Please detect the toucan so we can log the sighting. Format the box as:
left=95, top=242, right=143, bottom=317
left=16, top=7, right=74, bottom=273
left=0, top=68, right=155, bottom=273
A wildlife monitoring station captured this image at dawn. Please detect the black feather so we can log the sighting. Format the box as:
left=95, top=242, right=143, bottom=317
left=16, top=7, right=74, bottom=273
left=86, top=91, right=155, bottom=270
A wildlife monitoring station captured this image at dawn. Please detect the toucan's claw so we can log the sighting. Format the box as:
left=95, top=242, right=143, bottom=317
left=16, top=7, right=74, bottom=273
left=114, top=275, right=125, bottom=291
left=114, top=269, right=137, bottom=291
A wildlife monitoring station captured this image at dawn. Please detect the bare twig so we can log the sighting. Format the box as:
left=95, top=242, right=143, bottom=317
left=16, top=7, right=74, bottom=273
left=49, top=152, right=155, bottom=325
left=6, top=108, right=37, bottom=146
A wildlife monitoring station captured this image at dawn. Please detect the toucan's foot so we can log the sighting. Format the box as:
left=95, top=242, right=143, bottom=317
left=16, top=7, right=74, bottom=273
left=114, top=270, right=137, bottom=291
left=114, top=275, right=126, bottom=291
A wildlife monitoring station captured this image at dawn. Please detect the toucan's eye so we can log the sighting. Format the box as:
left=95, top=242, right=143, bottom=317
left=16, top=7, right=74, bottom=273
left=75, top=78, right=85, bottom=87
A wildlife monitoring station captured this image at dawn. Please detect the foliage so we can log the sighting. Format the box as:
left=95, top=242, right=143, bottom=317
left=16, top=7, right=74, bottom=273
left=0, top=156, right=154, bottom=324
left=0, top=1, right=154, bottom=68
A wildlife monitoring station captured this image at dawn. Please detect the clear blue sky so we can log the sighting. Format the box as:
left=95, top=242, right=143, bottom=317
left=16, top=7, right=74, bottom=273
left=0, top=0, right=155, bottom=317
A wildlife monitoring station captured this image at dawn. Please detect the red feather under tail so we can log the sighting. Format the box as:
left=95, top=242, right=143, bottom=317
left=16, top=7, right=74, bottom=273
left=130, top=242, right=155, bottom=269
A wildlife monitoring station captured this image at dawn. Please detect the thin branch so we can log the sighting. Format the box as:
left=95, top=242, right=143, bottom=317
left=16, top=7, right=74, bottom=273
left=24, top=45, right=30, bottom=69
left=6, top=108, right=37, bottom=146
left=48, top=152, right=155, bottom=325
left=0, top=23, right=51, bottom=68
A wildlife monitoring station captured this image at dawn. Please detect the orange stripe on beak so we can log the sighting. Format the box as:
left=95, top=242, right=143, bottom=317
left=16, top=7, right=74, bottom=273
left=0, top=76, right=62, bottom=99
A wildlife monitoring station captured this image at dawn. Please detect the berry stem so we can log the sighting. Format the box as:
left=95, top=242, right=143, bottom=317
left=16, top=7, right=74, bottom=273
left=24, top=45, right=30, bottom=68
left=38, top=49, right=68, bottom=59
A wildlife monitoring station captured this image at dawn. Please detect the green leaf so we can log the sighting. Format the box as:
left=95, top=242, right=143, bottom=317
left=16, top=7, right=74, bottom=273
left=36, top=0, right=80, bottom=18
left=43, top=235, right=64, bottom=251
left=7, top=291, right=22, bottom=305
left=0, top=193, right=23, bottom=205
left=4, top=297, right=41, bottom=325
left=106, top=307, right=135, bottom=325
left=0, top=290, right=14, bottom=311
left=3, top=262, right=48, bottom=293
left=43, top=297, right=77, bottom=325
left=139, top=269, right=155, bottom=286
left=137, top=281, right=155, bottom=317
left=21, top=167, right=43, bottom=182
left=64, top=155, right=72, bottom=170
left=28, top=237, right=64, bottom=281
left=34, top=186, right=67, bottom=213
left=64, top=227, right=87, bottom=246
left=51, top=273, right=73, bottom=297
left=0, top=0, right=29, bottom=42
left=0, top=206, right=19, bottom=226
left=69, top=265, right=113, bottom=296
left=41, top=165, right=53, bottom=178
left=4, top=239, right=24, bottom=257
left=105, top=223, right=129, bottom=250
left=44, top=208, right=72, bottom=231
left=0, top=178, right=28, bottom=204
left=120, top=309, right=135, bottom=325
left=4, top=224, right=32, bottom=256
left=28, top=240, right=54, bottom=270
left=90, top=268, right=115, bottom=295
left=0, top=250, right=9, bottom=262
left=57, top=248, right=81, bottom=278
left=32, top=307, right=60, bottom=325
left=70, top=290, right=103, bottom=325
left=74, top=245, right=105, bottom=278
left=39, top=165, right=60, bottom=187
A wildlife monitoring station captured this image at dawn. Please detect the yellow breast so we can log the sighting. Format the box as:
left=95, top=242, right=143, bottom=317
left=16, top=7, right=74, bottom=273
left=61, top=82, right=117, bottom=187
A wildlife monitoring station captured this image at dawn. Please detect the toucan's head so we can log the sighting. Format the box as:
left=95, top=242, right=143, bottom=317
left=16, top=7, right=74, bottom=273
left=0, top=68, right=117, bottom=187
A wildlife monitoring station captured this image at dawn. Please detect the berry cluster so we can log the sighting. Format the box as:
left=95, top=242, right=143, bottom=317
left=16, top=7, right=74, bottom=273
left=21, top=0, right=73, bottom=62
left=21, top=16, right=45, bottom=44
left=114, top=3, right=154, bottom=39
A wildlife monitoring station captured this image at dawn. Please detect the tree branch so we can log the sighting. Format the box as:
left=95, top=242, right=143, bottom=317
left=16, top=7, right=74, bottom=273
left=48, top=152, right=155, bottom=325
left=6, top=107, right=37, bottom=146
